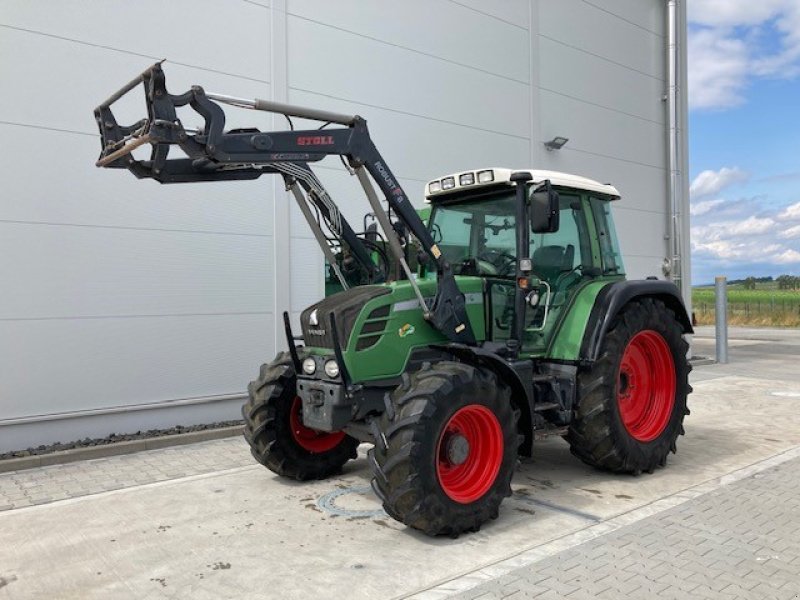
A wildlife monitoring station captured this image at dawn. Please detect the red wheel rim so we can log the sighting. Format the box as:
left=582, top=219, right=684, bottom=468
left=617, top=330, right=676, bottom=442
left=436, top=405, right=504, bottom=504
left=289, top=396, right=346, bottom=453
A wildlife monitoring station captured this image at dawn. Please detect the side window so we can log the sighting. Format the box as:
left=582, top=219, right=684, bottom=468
left=590, top=198, right=625, bottom=275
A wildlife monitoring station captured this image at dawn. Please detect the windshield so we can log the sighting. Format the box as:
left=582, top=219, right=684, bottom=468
left=428, top=190, right=587, bottom=279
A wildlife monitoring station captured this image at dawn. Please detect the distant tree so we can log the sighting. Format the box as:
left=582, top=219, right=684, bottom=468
left=777, top=275, right=800, bottom=290
left=743, top=277, right=757, bottom=290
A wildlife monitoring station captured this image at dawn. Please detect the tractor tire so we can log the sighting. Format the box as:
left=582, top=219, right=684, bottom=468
left=567, top=298, right=691, bottom=474
left=242, top=351, right=358, bottom=481
left=369, top=361, right=517, bottom=537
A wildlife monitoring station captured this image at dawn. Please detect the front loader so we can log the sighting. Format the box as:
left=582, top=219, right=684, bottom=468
left=95, top=63, right=692, bottom=537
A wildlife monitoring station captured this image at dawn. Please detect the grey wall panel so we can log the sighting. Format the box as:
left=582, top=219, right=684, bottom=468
left=0, top=313, right=273, bottom=420
left=286, top=0, right=530, bottom=83
left=1, top=0, right=270, bottom=82
left=0, top=27, right=273, bottom=135
left=622, top=255, right=666, bottom=281
left=611, top=206, right=668, bottom=263
left=0, top=127, right=275, bottom=236
left=0, top=399, right=244, bottom=453
left=287, top=16, right=530, bottom=137
left=538, top=36, right=665, bottom=124
left=537, top=146, right=667, bottom=215
left=579, top=0, right=663, bottom=36
left=539, top=0, right=664, bottom=79
left=538, top=90, right=665, bottom=170
left=0, top=222, right=274, bottom=319
left=287, top=89, right=532, bottom=184
left=289, top=236, right=325, bottom=314
left=448, top=0, right=530, bottom=27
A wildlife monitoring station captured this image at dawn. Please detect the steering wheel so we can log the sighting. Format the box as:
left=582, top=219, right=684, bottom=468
left=476, top=249, right=517, bottom=276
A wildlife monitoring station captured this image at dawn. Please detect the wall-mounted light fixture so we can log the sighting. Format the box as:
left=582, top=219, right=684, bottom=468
left=544, top=136, right=569, bottom=151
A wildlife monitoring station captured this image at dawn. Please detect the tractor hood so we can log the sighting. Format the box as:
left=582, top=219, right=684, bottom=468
left=300, top=285, right=392, bottom=350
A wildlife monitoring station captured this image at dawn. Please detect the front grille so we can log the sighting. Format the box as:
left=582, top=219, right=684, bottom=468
left=354, top=305, right=392, bottom=351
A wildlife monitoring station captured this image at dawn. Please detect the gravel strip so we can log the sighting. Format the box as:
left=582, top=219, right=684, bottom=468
left=0, top=421, right=244, bottom=460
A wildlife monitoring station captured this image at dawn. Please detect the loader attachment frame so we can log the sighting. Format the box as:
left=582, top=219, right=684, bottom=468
left=94, top=62, right=475, bottom=344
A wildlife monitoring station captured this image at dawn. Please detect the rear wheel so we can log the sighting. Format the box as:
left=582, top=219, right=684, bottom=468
left=369, top=362, right=517, bottom=537
left=242, top=352, right=358, bottom=481
left=567, top=298, right=691, bottom=473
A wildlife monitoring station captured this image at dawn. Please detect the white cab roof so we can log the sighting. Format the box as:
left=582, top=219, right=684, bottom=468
left=425, top=168, right=620, bottom=201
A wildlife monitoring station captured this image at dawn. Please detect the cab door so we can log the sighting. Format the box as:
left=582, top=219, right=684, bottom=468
left=520, top=191, right=595, bottom=355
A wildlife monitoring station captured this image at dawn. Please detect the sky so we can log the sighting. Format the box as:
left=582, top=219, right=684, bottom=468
left=688, top=0, right=800, bottom=284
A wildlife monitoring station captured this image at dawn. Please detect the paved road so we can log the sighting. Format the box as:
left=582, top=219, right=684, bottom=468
left=453, top=456, right=800, bottom=600
left=0, top=439, right=248, bottom=511
left=1, top=327, right=799, bottom=599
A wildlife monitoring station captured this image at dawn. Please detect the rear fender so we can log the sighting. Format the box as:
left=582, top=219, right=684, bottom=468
left=581, top=280, right=693, bottom=362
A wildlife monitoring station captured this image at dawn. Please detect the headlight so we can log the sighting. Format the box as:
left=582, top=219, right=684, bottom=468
left=302, top=357, right=316, bottom=375
left=428, top=180, right=442, bottom=194
left=324, top=360, right=340, bottom=379
left=459, top=172, right=475, bottom=186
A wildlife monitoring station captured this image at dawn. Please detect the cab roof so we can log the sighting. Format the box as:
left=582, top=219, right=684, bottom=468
left=424, top=168, right=621, bottom=201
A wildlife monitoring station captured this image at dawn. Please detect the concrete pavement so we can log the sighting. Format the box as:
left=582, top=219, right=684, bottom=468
left=0, top=326, right=799, bottom=599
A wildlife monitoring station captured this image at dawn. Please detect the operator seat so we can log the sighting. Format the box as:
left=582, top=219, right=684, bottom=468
left=532, top=245, right=568, bottom=283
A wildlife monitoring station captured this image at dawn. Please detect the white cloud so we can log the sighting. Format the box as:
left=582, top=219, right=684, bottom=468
left=690, top=167, right=749, bottom=198
left=779, top=224, right=800, bottom=239
left=691, top=209, right=799, bottom=272
left=775, top=249, right=800, bottom=263
left=688, top=29, right=749, bottom=109
left=778, top=201, right=800, bottom=220
left=690, top=199, right=724, bottom=216
left=689, top=0, right=791, bottom=28
left=689, top=1, right=800, bottom=110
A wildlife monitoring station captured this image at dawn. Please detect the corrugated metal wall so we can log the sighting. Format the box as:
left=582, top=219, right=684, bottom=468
left=0, top=0, right=685, bottom=451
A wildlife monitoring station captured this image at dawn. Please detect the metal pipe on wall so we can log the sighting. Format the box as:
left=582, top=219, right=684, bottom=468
left=666, top=0, right=683, bottom=294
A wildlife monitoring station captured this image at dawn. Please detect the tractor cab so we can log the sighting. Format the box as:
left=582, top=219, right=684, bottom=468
left=425, top=168, right=624, bottom=355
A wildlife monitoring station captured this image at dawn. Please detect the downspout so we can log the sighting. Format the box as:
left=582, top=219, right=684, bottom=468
left=666, top=0, right=682, bottom=293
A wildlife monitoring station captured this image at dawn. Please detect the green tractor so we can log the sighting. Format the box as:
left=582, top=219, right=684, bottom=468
left=95, top=64, right=692, bottom=537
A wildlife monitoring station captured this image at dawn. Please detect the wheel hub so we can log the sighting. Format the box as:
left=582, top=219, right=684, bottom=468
left=436, top=405, right=504, bottom=504
left=617, top=330, right=676, bottom=442
left=445, top=434, right=470, bottom=466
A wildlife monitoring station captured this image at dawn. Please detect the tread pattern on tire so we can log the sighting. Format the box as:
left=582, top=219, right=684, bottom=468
left=242, top=351, right=358, bottom=481
left=567, top=298, right=692, bottom=474
left=369, top=361, right=517, bottom=537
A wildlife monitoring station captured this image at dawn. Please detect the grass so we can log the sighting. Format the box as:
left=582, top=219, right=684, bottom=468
left=692, top=283, right=800, bottom=328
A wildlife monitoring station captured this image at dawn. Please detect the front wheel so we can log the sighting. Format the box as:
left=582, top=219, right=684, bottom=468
left=567, top=298, right=691, bottom=474
left=369, top=362, right=517, bottom=537
left=242, top=352, right=359, bottom=481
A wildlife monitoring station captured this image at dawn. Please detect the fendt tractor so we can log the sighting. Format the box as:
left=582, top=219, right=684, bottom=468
left=95, top=63, right=692, bottom=537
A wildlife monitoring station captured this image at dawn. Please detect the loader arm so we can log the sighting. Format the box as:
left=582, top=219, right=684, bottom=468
left=94, top=62, right=474, bottom=344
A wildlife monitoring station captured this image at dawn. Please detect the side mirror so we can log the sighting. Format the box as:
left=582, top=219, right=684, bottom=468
left=530, top=180, right=560, bottom=233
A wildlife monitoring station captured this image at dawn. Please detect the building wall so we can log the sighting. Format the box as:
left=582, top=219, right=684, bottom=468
left=0, top=0, right=686, bottom=451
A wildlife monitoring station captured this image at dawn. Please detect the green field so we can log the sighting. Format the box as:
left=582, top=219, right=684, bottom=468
left=692, top=283, right=800, bottom=327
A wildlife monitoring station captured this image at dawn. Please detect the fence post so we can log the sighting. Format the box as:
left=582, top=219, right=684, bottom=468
left=715, top=276, right=729, bottom=364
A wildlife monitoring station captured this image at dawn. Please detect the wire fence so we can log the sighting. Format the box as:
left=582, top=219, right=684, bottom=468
left=696, top=300, right=800, bottom=317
